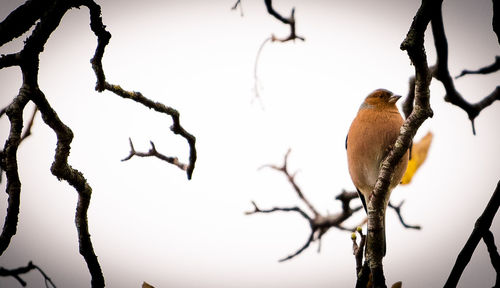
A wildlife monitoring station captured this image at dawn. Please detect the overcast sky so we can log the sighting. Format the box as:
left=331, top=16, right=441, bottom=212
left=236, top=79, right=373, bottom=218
left=1, top=0, right=500, bottom=287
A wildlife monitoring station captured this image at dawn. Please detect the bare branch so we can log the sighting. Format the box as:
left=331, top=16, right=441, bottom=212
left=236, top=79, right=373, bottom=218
left=444, top=180, right=500, bottom=288
left=260, top=149, right=320, bottom=217
left=20, top=106, right=38, bottom=142
left=252, top=37, right=271, bottom=107
left=483, top=230, right=500, bottom=287
left=493, top=0, right=500, bottom=45
left=231, top=0, right=243, bottom=16
left=245, top=201, right=312, bottom=221
left=456, top=56, right=500, bottom=78
left=352, top=228, right=366, bottom=276
left=83, top=0, right=197, bottom=179
left=121, top=138, right=188, bottom=172
left=0, top=261, right=56, bottom=288
left=249, top=151, right=384, bottom=262
left=278, top=231, right=315, bottom=262
left=430, top=5, right=500, bottom=135
left=388, top=201, right=421, bottom=230
left=103, top=83, right=196, bottom=179
left=264, top=0, right=305, bottom=42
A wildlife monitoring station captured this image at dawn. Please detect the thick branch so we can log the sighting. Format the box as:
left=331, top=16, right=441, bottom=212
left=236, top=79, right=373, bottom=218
left=31, top=87, right=104, bottom=287
left=444, top=180, right=500, bottom=288
left=493, top=0, right=500, bottom=45
left=356, top=0, right=438, bottom=286
left=483, top=230, right=500, bottom=287
left=0, top=89, right=30, bottom=255
left=0, top=0, right=48, bottom=46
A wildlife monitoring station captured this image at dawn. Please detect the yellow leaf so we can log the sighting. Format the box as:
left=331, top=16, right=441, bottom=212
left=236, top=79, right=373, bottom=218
left=401, top=131, right=433, bottom=185
left=391, top=281, right=403, bottom=288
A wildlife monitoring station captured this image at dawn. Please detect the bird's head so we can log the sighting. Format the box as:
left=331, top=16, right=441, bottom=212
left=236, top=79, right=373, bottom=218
left=362, top=89, right=402, bottom=110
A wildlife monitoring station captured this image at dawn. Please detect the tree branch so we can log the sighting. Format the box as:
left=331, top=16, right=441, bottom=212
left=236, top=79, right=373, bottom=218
left=444, top=180, right=500, bottom=288
left=259, top=149, right=320, bottom=217
left=357, top=0, right=438, bottom=286
left=0, top=261, right=56, bottom=288
left=121, top=138, right=188, bottom=171
left=82, top=0, right=197, bottom=179
left=483, top=230, right=500, bottom=287
left=263, top=0, right=305, bottom=42
left=455, top=56, right=500, bottom=78
left=388, top=201, right=421, bottom=230
left=430, top=4, right=500, bottom=135
left=231, top=0, right=243, bottom=16
left=249, top=151, right=372, bottom=261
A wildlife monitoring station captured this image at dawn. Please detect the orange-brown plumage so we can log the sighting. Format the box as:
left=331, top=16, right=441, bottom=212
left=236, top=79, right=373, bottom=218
left=346, top=88, right=409, bottom=254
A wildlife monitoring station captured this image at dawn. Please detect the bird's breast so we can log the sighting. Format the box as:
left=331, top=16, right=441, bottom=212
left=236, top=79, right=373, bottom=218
left=347, top=108, right=406, bottom=194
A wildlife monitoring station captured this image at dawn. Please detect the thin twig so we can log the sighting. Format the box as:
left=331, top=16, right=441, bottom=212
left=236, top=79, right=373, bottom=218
left=252, top=37, right=271, bottom=107
left=122, top=138, right=188, bottom=171
left=231, top=0, right=243, bottom=16
left=388, top=201, right=421, bottom=230
left=455, top=56, right=500, bottom=79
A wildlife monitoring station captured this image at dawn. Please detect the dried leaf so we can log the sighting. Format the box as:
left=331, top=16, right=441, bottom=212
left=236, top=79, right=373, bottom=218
left=142, top=281, right=155, bottom=288
left=401, top=131, right=433, bottom=185
left=391, top=281, right=403, bottom=288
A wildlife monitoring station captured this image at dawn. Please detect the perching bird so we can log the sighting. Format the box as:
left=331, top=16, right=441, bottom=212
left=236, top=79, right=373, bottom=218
left=346, top=88, right=409, bottom=255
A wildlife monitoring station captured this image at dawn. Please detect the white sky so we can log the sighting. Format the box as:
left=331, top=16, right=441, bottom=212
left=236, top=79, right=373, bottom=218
left=1, top=0, right=500, bottom=287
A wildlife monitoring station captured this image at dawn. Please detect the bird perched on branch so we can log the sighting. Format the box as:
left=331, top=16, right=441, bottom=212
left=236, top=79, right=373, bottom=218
left=346, top=88, right=409, bottom=255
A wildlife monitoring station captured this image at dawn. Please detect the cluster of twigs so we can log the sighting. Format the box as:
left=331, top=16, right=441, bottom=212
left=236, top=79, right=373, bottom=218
left=246, top=149, right=420, bottom=262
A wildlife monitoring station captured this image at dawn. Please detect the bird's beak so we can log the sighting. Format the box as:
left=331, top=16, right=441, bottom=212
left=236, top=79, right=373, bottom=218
left=388, top=95, right=402, bottom=104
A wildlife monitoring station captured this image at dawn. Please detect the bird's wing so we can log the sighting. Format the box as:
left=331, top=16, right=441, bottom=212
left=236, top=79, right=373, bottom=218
left=356, top=187, right=367, bottom=212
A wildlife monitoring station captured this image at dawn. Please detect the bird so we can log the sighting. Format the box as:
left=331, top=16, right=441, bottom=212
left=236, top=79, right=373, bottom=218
left=346, top=88, right=409, bottom=255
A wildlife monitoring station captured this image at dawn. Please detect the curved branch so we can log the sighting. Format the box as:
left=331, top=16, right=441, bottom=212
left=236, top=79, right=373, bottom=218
left=104, top=83, right=197, bottom=179
left=83, top=0, right=196, bottom=179
left=278, top=231, right=315, bottom=262
left=431, top=5, right=500, bottom=135
left=0, top=90, right=30, bottom=255
left=388, top=201, right=421, bottom=230
left=31, top=88, right=104, bottom=287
